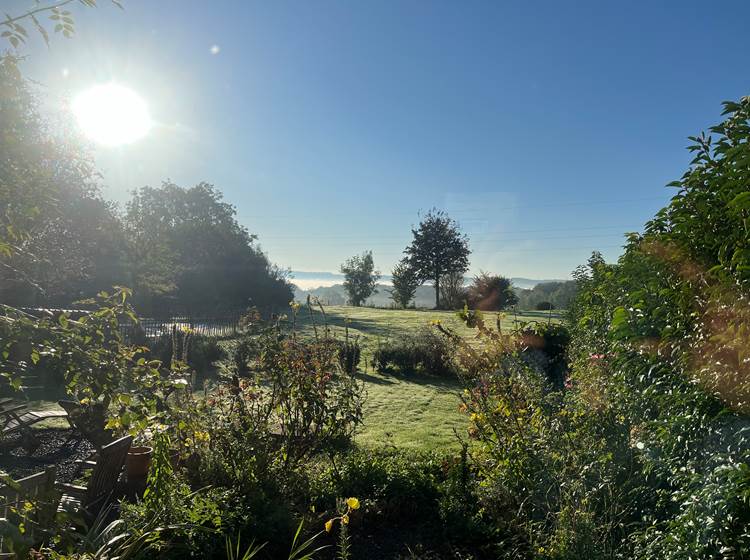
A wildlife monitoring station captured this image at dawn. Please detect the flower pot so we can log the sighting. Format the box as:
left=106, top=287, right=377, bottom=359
left=126, top=446, right=153, bottom=478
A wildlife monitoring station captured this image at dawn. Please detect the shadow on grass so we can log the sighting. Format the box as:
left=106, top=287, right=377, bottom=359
left=364, top=369, right=462, bottom=391
left=355, top=372, right=396, bottom=386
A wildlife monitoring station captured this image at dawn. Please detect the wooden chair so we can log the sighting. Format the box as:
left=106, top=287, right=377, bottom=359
left=57, top=435, right=132, bottom=519
left=1, top=402, right=68, bottom=437
left=0, top=466, right=59, bottom=559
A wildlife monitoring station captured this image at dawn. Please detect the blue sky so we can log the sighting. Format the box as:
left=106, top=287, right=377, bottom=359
left=17, top=0, right=750, bottom=279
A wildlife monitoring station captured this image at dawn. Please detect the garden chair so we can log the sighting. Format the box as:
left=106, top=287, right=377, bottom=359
left=0, top=466, right=59, bottom=559
left=0, top=402, right=69, bottom=437
left=57, top=435, right=132, bottom=519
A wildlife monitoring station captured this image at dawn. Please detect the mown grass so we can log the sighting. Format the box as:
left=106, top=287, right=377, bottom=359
left=293, top=305, right=561, bottom=355
left=28, top=306, right=562, bottom=451
left=291, top=305, right=563, bottom=450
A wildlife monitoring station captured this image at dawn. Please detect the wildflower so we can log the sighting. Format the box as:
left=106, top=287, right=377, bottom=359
left=346, top=497, right=360, bottom=510
left=341, top=514, right=349, bottom=525
left=325, top=519, right=334, bottom=533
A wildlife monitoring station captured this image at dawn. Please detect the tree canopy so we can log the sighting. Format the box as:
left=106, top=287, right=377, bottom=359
left=389, top=258, right=420, bottom=308
left=404, top=209, right=470, bottom=309
left=340, top=251, right=380, bottom=307
left=124, top=182, right=292, bottom=315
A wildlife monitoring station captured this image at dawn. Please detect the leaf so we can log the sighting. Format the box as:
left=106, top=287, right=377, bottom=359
left=729, top=192, right=750, bottom=211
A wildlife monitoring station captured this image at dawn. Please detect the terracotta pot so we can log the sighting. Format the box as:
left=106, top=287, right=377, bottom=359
left=126, top=446, right=153, bottom=478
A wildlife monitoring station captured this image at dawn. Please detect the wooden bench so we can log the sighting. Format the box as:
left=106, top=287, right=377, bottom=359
left=0, top=466, right=59, bottom=559
left=57, top=435, right=132, bottom=520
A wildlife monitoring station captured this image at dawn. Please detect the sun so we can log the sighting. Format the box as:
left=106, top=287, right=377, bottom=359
left=72, top=83, right=152, bottom=146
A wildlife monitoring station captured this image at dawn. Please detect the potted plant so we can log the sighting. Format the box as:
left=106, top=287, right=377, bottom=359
left=125, top=442, right=153, bottom=478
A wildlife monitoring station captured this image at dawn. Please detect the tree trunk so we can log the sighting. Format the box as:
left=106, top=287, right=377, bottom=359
left=434, top=275, right=440, bottom=309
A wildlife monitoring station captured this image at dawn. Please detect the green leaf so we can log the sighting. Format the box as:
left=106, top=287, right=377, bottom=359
left=729, top=192, right=750, bottom=211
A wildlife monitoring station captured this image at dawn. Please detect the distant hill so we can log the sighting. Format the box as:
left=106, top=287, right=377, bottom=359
left=293, top=282, right=436, bottom=308
left=292, top=273, right=575, bottom=309
left=291, top=271, right=565, bottom=291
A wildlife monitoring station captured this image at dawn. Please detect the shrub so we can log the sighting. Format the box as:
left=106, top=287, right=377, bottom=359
left=535, top=301, right=554, bottom=311
left=518, top=322, right=570, bottom=389
left=373, top=327, right=455, bottom=377
left=337, top=337, right=361, bottom=374
left=467, top=272, right=518, bottom=311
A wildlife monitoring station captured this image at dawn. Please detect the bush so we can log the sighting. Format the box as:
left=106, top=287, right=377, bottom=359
left=467, top=272, right=518, bottom=311
left=306, top=447, right=495, bottom=555
left=535, top=301, right=554, bottom=310
left=518, top=322, right=570, bottom=389
left=337, top=337, right=361, bottom=374
left=373, top=327, right=455, bottom=377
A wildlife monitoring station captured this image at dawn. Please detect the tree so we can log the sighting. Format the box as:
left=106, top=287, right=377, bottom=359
left=404, top=209, right=470, bottom=309
left=340, top=251, right=380, bottom=307
left=124, top=182, right=293, bottom=314
left=389, top=258, right=420, bottom=308
left=467, top=272, right=518, bottom=311
left=439, top=271, right=467, bottom=310
left=0, top=56, right=129, bottom=307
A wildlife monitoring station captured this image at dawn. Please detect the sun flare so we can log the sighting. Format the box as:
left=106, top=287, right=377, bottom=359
left=72, top=83, right=151, bottom=146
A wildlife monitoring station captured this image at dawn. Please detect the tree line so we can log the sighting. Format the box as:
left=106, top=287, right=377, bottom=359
left=340, top=209, right=522, bottom=310
left=0, top=57, right=293, bottom=316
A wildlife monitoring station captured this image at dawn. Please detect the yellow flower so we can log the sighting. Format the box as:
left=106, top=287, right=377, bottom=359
left=346, top=497, right=360, bottom=510
left=341, top=513, right=349, bottom=525
left=325, top=519, right=334, bottom=533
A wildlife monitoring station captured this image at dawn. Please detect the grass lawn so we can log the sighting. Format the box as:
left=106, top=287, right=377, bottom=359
left=355, top=370, right=467, bottom=450
left=293, top=305, right=562, bottom=355
left=26, top=306, right=563, bottom=453
left=290, top=305, right=563, bottom=451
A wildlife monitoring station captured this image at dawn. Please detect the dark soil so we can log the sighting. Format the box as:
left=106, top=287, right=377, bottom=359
left=0, top=428, right=94, bottom=482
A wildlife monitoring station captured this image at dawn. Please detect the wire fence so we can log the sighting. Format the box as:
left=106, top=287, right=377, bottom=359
left=119, top=312, right=245, bottom=342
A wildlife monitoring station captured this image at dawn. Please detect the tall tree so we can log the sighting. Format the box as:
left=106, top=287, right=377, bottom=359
left=0, top=56, right=128, bottom=307
left=340, top=251, right=380, bottom=307
left=389, top=258, right=420, bottom=308
left=404, top=209, right=470, bottom=309
left=124, top=182, right=292, bottom=314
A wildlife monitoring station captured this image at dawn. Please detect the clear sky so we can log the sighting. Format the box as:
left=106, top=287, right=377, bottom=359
left=17, top=0, right=750, bottom=279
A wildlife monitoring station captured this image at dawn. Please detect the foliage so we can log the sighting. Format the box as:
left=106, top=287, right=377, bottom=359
left=340, top=251, right=380, bottom=307
left=518, top=321, right=571, bottom=390
left=148, top=329, right=227, bottom=377
left=467, top=272, right=518, bottom=311
left=535, top=301, right=554, bottom=311
left=0, top=56, right=128, bottom=308
left=515, top=280, right=578, bottom=310
left=438, top=271, right=468, bottom=310
left=205, top=307, right=364, bottom=471
left=125, top=181, right=293, bottom=315
left=308, top=448, right=493, bottom=556
left=389, top=258, right=421, bottom=308
left=336, top=335, right=361, bottom=375
left=442, top=310, right=639, bottom=558
left=0, top=288, right=190, bottom=437
left=373, top=327, right=456, bottom=377
left=0, top=0, right=122, bottom=50
left=404, top=209, right=470, bottom=309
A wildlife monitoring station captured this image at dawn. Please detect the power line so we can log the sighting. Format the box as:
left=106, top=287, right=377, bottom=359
left=256, top=223, right=642, bottom=240
left=236, top=195, right=667, bottom=220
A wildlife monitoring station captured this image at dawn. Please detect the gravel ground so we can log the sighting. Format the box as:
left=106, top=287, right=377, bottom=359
left=0, top=428, right=95, bottom=482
